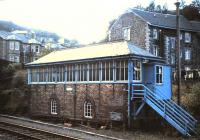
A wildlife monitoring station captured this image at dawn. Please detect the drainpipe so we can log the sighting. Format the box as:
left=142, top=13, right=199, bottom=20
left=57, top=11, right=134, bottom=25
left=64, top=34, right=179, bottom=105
left=175, top=1, right=181, bottom=105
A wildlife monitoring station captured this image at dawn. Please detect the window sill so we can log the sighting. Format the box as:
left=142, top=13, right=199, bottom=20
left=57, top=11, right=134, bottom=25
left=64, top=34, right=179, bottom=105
left=84, top=116, right=93, bottom=119
left=51, top=112, right=58, bottom=115
left=155, top=83, right=163, bottom=86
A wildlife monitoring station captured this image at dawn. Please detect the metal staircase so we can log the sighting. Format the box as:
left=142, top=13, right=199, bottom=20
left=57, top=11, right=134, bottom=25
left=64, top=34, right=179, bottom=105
left=131, top=83, right=197, bottom=136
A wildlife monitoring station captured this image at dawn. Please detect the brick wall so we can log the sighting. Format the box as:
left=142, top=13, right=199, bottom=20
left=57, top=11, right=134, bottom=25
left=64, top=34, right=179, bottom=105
left=30, top=83, right=128, bottom=123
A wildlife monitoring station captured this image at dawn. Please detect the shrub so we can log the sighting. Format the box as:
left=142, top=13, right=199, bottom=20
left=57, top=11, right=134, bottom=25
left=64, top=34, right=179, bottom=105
left=12, top=70, right=27, bottom=88
left=184, top=82, right=200, bottom=116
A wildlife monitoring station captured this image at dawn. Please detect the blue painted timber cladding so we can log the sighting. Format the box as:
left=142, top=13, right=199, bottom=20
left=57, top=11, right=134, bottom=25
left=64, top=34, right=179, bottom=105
left=154, top=65, right=172, bottom=99
left=142, top=63, right=172, bottom=99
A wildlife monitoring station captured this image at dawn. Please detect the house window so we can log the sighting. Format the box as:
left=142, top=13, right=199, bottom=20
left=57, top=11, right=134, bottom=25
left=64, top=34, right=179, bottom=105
left=15, top=56, right=20, bottom=63
left=77, top=64, right=87, bottom=81
left=170, top=37, right=176, bottom=49
left=180, top=33, right=183, bottom=40
left=152, top=45, right=158, bottom=56
left=15, top=42, right=20, bottom=50
left=89, top=63, right=100, bottom=81
left=156, top=66, right=163, bottom=84
left=101, top=61, right=114, bottom=81
left=39, top=68, right=44, bottom=82
left=153, top=29, right=158, bottom=39
left=31, top=69, right=37, bottom=82
left=35, top=46, right=39, bottom=53
left=116, top=60, right=128, bottom=81
left=23, top=45, right=28, bottom=52
left=9, top=55, right=14, bottom=62
left=185, top=32, right=191, bottom=43
left=84, top=101, right=93, bottom=118
left=51, top=99, right=57, bottom=115
left=9, top=41, right=15, bottom=50
left=29, top=60, right=130, bottom=83
left=57, top=66, right=65, bottom=82
left=123, top=27, right=130, bottom=41
left=133, top=60, right=141, bottom=81
left=171, top=54, right=175, bottom=64
left=66, top=64, right=75, bottom=82
left=185, top=49, right=191, bottom=60
left=52, top=67, right=57, bottom=82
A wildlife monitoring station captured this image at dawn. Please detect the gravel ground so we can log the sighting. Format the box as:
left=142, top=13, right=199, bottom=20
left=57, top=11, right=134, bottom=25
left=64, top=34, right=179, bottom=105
left=0, top=131, right=22, bottom=140
left=71, top=125, right=199, bottom=140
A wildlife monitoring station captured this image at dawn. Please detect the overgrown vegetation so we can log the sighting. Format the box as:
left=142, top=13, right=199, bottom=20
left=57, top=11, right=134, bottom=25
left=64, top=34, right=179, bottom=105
left=176, top=82, right=200, bottom=134
left=0, top=63, right=29, bottom=115
left=183, top=83, right=200, bottom=117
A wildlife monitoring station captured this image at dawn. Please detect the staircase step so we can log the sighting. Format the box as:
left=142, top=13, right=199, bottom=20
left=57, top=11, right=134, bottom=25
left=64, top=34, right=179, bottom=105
left=131, top=83, right=197, bottom=136
left=132, top=93, right=144, bottom=95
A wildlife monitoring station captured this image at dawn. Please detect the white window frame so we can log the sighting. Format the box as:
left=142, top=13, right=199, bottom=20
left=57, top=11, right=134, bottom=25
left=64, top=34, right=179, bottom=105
left=15, top=42, right=20, bottom=50
left=153, top=29, right=158, bottom=39
left=155, top=65, right=163, bottom=84
left=152, top=45, right=158, bottom=56
left=185, top=49, right=191, bottom=60
left=133, top=60, right=142, bottom=82
left=9, top=55, right=15, bottom=62
left=185, top=32, right=191, bottom=43
left=116, top=60, right=128, bottom=81
left=170, top=37, right=176, bottom=49
left=51, top=99, right=57, bottom=115
left=180, top=33, right=183, bottom=40
left=35, top=46, right=40, bottom=53
left=84, top=101, right=93, bottom=119
left=15, top=56, right=20, bottom=63
left=171, top=54, right=175, bottom=64
left=9, top=41, right=15, bottom=50
left=123, top=27, right=130, bottom=41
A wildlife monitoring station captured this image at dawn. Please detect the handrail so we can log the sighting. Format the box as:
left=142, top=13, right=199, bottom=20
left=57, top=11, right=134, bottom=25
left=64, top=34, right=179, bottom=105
left=148, top=84, right=197, bottom=124
left=133, top=83, right=197, bottom=122
left=132, top=83, right=197, bottom=135
left=145, top=89, right=194, bottom=131
left=145, top=92, right=194, bottom=132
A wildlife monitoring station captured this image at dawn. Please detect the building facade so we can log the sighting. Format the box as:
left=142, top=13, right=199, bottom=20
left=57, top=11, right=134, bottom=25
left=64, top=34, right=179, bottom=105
left=0, top=31, right=43, bottom=64
left=26, top=41, right=197, bottom=136
left=109, top=9, right=200, bottom=80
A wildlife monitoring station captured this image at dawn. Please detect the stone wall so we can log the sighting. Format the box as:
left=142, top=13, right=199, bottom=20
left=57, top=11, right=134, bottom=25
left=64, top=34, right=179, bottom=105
left=110, top=12, right=148, bottom=49
left=30, top=83, right=128, bottom=123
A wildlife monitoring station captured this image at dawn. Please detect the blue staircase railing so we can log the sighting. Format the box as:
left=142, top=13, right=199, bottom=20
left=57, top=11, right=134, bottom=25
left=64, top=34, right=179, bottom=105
left=131, top=83, right=197, bottom=136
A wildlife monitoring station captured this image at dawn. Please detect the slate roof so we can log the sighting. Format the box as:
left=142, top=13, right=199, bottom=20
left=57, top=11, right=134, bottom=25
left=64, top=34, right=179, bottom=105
left=27, top=41, right=159, bottom=66
left=190, top=21, right=200, bottom=31
left=7, top=34, right=29, bottom=43
left=0, top=30, right=41, bottom=44
left=0, top=31, right=13, bottom=39
left=129, top=9, right=200, bottom=32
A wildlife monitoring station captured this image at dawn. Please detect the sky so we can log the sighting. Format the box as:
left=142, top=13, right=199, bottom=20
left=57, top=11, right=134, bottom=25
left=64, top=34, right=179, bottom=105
left=0, top=0, right=192, bottom=44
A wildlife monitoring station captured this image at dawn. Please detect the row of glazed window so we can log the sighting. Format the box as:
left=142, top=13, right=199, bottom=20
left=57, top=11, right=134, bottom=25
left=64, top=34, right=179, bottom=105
left=28, top=60, right=142, bottom=83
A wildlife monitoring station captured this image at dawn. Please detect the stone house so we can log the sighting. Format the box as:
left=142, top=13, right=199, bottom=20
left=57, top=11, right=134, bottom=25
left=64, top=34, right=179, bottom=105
left=109, top=9, right=200, bottom=80
left=26, top=41, right=197, bottom=136
left=0, top=31, right=43, bottom=64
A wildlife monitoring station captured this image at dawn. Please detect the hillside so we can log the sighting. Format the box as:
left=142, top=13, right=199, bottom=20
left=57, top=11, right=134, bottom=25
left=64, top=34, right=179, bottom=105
left=0, top=20, right=61, bottom=43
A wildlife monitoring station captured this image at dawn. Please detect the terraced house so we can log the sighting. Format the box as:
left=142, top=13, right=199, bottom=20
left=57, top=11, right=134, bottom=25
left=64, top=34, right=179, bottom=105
left=109, top=9, right=200, bottom=80
left=26, top=41, right=197, bottom=136
left=0, top=31, right=43, bottom=64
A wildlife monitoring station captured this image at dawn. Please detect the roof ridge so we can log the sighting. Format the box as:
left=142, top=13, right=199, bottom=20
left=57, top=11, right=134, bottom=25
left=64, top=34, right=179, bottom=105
left=59, top=41, right=127, bottom=51
left=131, top=8, right=177, bottom=17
